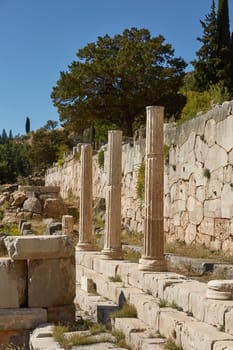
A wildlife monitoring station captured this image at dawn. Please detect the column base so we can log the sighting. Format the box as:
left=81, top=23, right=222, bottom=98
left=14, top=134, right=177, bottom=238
left=76, top=242, right=94, bottom=251
left=100, top=247, right=122, bottom=260
left=138, top=257, right=167, bottom=271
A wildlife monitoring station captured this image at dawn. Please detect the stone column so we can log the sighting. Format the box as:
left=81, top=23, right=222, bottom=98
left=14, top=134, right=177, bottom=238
left=101, top=130, right=122, bottom=259
left=139, top=106, right=166, bottom=271
left=62, top=215, right=74, bottom=237
left=77, top=144, right=93, bottom=251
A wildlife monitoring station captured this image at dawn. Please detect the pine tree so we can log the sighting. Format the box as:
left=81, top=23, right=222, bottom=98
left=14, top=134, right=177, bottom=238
left=192, top=0, right=219, bottom=91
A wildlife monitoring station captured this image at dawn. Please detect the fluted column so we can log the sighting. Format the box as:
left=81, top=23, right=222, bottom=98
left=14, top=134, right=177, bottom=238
left=101, top=130, right=122, bottom=259
left=139, top=106, right=166, bottom=271
left=77, top=144, right=93, bottom=251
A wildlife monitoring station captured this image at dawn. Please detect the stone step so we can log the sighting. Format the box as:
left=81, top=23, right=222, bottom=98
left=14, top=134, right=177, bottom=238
left=76, top=253, right=233, bottom=334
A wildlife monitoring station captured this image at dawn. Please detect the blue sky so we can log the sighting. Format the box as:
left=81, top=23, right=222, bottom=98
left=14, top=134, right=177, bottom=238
left=0, top=0, right=232, bottom=136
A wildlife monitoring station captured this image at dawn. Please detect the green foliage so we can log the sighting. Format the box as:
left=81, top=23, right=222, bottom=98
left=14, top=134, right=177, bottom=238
left=94, top=122, right=118, bottom=143
left=136, top=161, right=145, bottom=200
left=203, top=168, right=211, bottom=179
left=29, top=125, right=72, bottom=172
left=193, top=0, right=233, bottom=94
left=122, top=247, right=141, bottom=262
left=97, top=149, right=105, bottom=169
left=158, top=299, right=169, bottom=308
left=164, top=340, right=183, bottom=350
left=25, top=117, right=30, bottom=134
left=179, top=82, right=230, bottom=124
left=164, top=144, right=171, bottom=165
left=0, top=223, right=20, bottom=236
left=111, top=330, right=130, bottom=349
left=111, top=302, right=137, bottom=319
left=0, top=140, right=31, bottom=184
left=109, top=275, right=122, bottom=283
left=51, top=27, right=187, bottom=136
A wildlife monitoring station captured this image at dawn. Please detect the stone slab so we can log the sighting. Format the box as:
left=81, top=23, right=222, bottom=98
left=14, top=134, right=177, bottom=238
left=0, top=308, right=47, bottom=330
left=28, top=258, right=75, bottom=307
left=180, top=320, right=233, bottom=350
left=4, top=235, right=74, bottom=260
left=0, top=258, right=27, bottom=308
left=47, top=304, right=76, bottom=323
left=30, top=324, right=63, bottom=350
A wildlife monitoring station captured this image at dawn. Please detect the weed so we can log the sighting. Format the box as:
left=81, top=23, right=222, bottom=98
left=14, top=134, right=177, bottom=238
left=53, top=324, right=69, bottom=349
left=0, top=223, right=20, bottom=236
left=109, top=275, right=122, bottom=283
left=218, top=324, right=225, bottom=332
left=187, top=311, right=193, bottom=317
left=203, top=168, right=211, bottom=179
left=111, top=303, right=137, bottom=319
left=97, top=149, right=105, bottom=169
left=136, top=161, right=145, bottom=200
left=155, top=331, right=166, bottom=338
left=169, top=301, right=182, bottom=311
left=122, top=247, right=141, bottom=262
left=164, top=144, right=171, bottom=165
left=158, top=299, right=169, bottom=308
left=89, top=323, right=106, bottom=335
left=165, top=241, right=233, bottom=264
left=111, top=330, right=131, bottom=349
left=121, top=230, right=143, bottom=246
left=164, top=339, right=183, bottom=350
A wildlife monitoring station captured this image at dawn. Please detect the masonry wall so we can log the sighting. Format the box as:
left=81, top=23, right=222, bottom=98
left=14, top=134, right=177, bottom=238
left=45, top=101, right=233, bottom=254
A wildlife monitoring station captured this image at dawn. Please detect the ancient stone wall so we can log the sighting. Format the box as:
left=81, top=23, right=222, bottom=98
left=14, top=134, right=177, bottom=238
left=45, top=101, right=233, bottom=253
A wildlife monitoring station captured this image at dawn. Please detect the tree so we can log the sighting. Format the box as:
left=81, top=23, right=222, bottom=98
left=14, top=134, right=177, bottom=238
left=51, top=28, right=187, bottom=136
left=25, top=117, right=30, bottom=134
left=192, top=0, right=219, bottom=90
left=216, top=0, right=232, bottom=91
left=29, top=126, right=73, bottom=171
left=193, top=0, right=232, bottom=93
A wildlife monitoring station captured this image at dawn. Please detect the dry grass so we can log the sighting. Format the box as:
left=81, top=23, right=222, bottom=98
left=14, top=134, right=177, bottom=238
left=165, top=241, right=233, bottom=263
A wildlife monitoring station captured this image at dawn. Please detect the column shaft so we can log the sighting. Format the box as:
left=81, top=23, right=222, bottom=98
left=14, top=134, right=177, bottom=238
left=77, top=144, right=93, bottom=250
left=101, top=130, right=122, bottom=259
left=139, top=106, right=166, bottom=271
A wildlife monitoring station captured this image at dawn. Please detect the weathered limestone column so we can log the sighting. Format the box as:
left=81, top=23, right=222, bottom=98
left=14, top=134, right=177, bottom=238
left=62, top=215, right=74, bottom=237
left=139, top=106, right=166, bottom=271
left=77, top=144, right=93, bottom=251
left=101, top=130, right=122, bottom=259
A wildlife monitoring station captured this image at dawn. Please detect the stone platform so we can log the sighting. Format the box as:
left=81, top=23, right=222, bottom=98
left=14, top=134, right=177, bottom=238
left=75, top=250, right=233, bottom=350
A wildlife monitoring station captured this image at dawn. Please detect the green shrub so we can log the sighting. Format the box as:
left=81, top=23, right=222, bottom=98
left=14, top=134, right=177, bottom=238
left=111, top=303, right=137, bottom=319
left=179, top=82, right=230, bottom=124
left=136, top=161, right=145, bottom=200
left=97, top=149, right=105, bottom=169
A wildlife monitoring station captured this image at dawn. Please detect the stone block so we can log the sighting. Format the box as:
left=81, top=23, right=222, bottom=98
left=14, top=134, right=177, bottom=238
left=0, top=258, right=27, bottom=308
left=43, top=198, right=67, bottom=219
left=205, top=144, right=228, bottom=172
left=47, top=304, right=75, bottom=323
left=23, top=197, right=42, bottom=214
left=164, top=280, right=206, bottom=313
left=28, top=258, right=75, bottom=307
left=213, top=341, right=233, bottom=350
left=114, top=317, right=147, bottom=344
left=0, top=308, right=47, bottom=330
left=81, top=276, right=95, bottom=293
left=225, top=309, right=233, bottom=336
left=29, top=324, right=63, bottom=350
left=159, top=308, right=190, bottom=342
left=4, top=235, right=74, bottom=260
left=180, top=320, right=233, bottom=350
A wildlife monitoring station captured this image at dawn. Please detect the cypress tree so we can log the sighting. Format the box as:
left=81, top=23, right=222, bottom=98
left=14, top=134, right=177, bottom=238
left=216, top=0, right=232, bottom=91
left=192, top=0, right=219, bottom=91
left=25, top=117, right=30, bottom=134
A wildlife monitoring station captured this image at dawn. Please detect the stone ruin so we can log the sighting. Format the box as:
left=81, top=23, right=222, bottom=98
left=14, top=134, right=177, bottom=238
left=1, top=106, right=233, bottom=349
